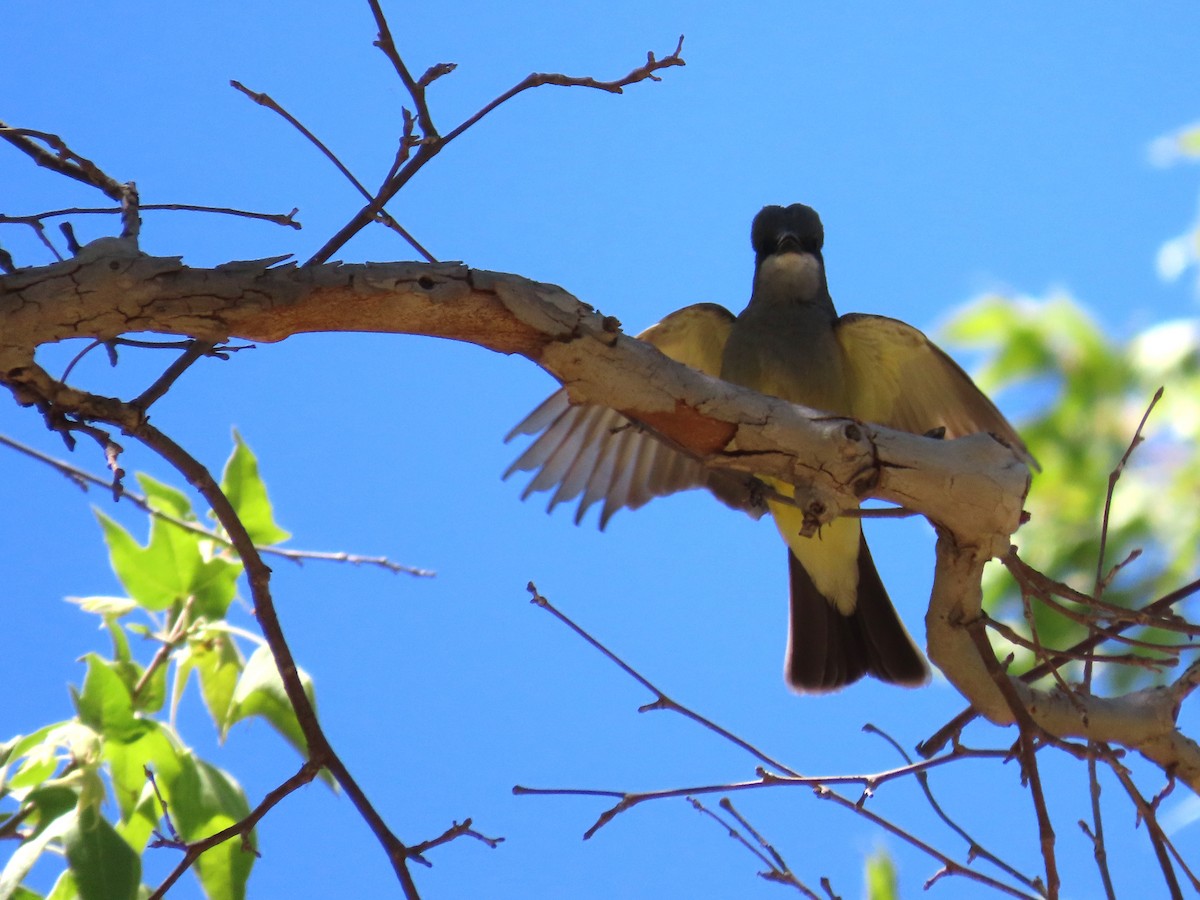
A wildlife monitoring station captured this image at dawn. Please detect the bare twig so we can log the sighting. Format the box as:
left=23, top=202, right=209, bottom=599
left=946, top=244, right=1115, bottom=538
left=148, top=761, right=317, bottom=900
left=965, top=619, right=1059, bottom=898
left=517, top=585, right=1038, bottom=898
left=131, top=340, right=216, bottom=411
left=406, top=818, right=504, bottom=867
left=144, top=766, right=183, bottom=844
left=524, top=582, right=797, bottom=776
left=229, top=79, right=434, bottom=261
left=689, top=797, right=819, bottom=897
left=0, top=121, right=125, bottom=201
left=308, top=34, right=685, bottom=265
left=0, top=204, right=301, bottom=230
left=921, top=572, right=1200, bottom=758
left=1081, top=753, right=1117, bottom=900
left=0, top=432, right=435, bottom=576
left=132, top=598, right=196, bottom=702
left=1097, top=750, right=1189, bottom=899
left=862, top=724, right=1042, bottom=892
left=983, top=616, right=1176, bottom=670
left=1093, top=389, right=1162, bottom=600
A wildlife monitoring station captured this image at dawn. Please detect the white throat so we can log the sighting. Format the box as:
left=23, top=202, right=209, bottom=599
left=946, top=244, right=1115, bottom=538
left=754, top=251, right=824, bottom=301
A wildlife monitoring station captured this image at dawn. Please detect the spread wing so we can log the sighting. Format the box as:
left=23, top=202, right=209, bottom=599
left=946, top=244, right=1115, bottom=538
left=504, top=303, right=737, bottom=528
left=836, top=314, right=1038, bottom=469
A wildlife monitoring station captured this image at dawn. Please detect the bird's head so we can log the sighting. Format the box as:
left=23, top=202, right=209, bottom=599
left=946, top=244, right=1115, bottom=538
left=750, top=204, right=828, bottom=302
left=751, top=203, right=824, bottom=263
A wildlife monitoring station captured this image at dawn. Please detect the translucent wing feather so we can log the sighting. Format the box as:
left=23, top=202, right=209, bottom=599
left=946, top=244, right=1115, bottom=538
left=504, top=303, right=737, bottom=527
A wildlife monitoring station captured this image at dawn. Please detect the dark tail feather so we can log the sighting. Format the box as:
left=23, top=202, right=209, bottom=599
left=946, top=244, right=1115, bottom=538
left=785, top=537, right=929, bottom=692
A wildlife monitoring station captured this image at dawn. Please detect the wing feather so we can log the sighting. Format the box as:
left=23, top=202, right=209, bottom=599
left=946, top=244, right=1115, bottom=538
left=836, top=314, right=1037, bottom=469
left=504, top=303, right=736, bottom=526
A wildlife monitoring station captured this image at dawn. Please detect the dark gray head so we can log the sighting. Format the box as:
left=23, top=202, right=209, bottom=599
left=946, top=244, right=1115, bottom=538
left=751, top=204, right=824, bottom=266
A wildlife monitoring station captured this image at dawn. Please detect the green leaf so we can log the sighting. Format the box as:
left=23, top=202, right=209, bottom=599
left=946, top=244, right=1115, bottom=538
left=183, top=629, right=244, bottom=735
left=67, top=596, right=138, bottom=619
left=0, top=805, right=75, bottom=900
left=94, top=511, right=199, bottom=613
left=25, top=786, right=79, bottom=833
left=7, top=743, right=62, bottom=793
left=45, top=871, right=78, bottom=900
left=219, top=432, right=290, bottom=546
left=4, top=724, right=95, bottom=794
left=103, top=722, right=182, bottom=825
left=227, top=647, right=314, bottom=761
left=73, top=655, right=144, bottom=743
left=104, top=617, right=134, bottom=666
left=865, top=848, right=899, bottom=900
left=191, top=556, right=242, bottom=621
left=168, top=754, right=255, bottom=900
left=64, top=805, right=141, bottom=900
left=136, top=474, right=195, bottom=520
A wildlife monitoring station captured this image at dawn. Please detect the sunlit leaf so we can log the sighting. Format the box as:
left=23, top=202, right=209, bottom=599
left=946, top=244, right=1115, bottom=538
left=66, top=597, right=138, bottom=619
left=64, top=805, right=140, bottom=900
left=45, top=871, right=78, bottom=900
left=168, top=754, right=255, bottom=900
left=73, top=655, right=144, bottom=743
left=864, top=848, right=898, bottom=900
left=189, top=630, right=244, bottom=736
left=219, top=432, right=290, bottom=546
left=103, top=722, right=183, bottom=824
left=191, top=555, right=242, bottom=621
left=227, top=646, right=312, bottom=760
left=94, top=512, right=197, bottom=613
left=0, top=805, right=74, bottom=900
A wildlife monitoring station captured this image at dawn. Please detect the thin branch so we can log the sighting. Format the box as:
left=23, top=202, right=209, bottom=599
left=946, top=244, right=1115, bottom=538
left=148, top=761, right=318, bottom=900
left=689, top=798, right=819, bottom=897
left=524, top=582, right=797, bottom=776
left=405, top=818, right=504, bottom=867
left=132, top=598, right=195, bottom=702
left=1093, top=388, right=1162, bottom=599
left=0, top=122, right=125, bottom=201
left=862, top=724, right=1041, bottom=892
left=1082, top=750, right=1117, bottom=900
left=131, top=340, right=216, bottom=411
left=983, top=616, right=1175, bottom=670
left=0, top=432, right=434, bottom=576
left=813, top=786, right=1041, bottom=900
left=0, top=204, right=301, bottom=230
left=131, top=417, right=422, bottom=897
left=965, top=619, right=1059, bottom=898
left=307, top=36, right=685, bottom=265
left=518, top=586, right=1037, bottom=898
left=1097, top=750, right=1187, bottom=899
left=366, top=0, right=441, bottom=140
left=441, top=35, right=687, bottom=147
left=229, top=79, right=434, bottom=261
left=921, top=571, right=1200, bottom=758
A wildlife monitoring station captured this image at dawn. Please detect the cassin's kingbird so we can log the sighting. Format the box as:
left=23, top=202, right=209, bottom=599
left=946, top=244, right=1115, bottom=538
left=506, top=203, right=1036, bottom=692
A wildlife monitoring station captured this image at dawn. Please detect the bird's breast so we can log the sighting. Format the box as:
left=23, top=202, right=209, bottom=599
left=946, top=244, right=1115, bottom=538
left=721, top=307, right=850, bottom=413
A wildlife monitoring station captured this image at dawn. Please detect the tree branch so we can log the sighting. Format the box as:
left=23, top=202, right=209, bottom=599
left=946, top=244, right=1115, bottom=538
left=3, top=247, right=1198, bottom=795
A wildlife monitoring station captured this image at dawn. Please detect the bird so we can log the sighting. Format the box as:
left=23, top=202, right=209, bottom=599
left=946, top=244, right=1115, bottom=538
left=505, top=203, right=1036, bottom=692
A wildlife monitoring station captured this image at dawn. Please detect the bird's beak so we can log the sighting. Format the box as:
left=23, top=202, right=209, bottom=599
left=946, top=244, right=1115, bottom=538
left=775, top=231, right=803, bottom=254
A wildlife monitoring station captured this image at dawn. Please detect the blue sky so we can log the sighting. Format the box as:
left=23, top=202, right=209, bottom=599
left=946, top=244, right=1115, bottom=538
left=4, top=2, right=1200, bottom=898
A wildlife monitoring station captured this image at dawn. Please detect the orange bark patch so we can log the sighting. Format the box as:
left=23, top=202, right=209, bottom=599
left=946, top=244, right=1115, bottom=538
left=631, top=401, right=736, bottom=456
